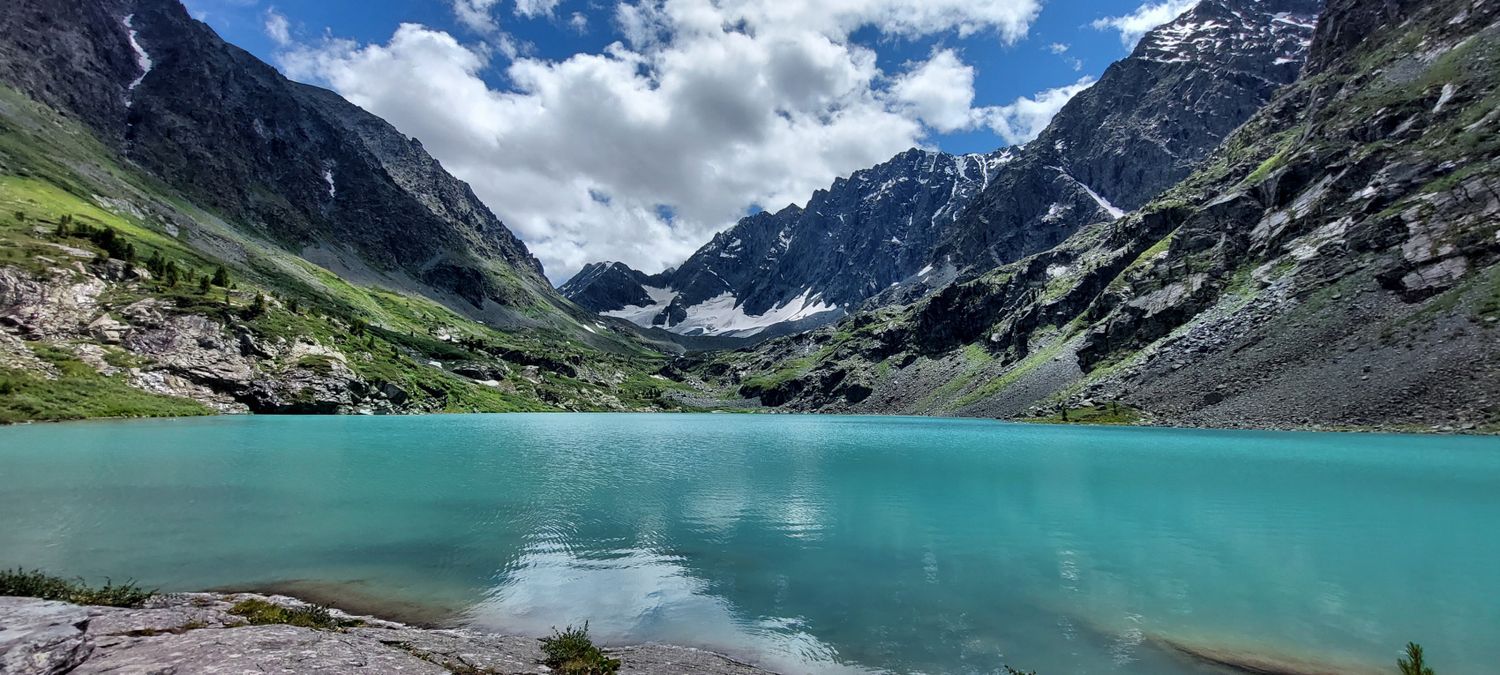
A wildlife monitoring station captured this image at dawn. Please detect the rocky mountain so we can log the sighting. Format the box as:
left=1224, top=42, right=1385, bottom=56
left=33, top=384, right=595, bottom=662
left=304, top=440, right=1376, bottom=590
left=933, top=0, right=1321, bottom=271
left=565, top=0, right=1320, bottom=339
left=563, top=149, right=1013, bottom=337
left=0, top=0, right=686, bottom=422
left=0, top=0, right=572, bottom=329
left=692, top=0, right=1500, bottom=433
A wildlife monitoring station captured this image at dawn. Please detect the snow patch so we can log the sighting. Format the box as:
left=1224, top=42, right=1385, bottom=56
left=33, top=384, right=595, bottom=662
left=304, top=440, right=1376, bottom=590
left=1053, top=168, right=1125, bottom=219
left=1433, top=83, right=1457, bottom=113
left=323, top=169, right=337, bottom=198
left=122, top=15, right=153, bottom=97
left=917, top=264, right=934, bottom=277
left=601, top=285, right=678, bottom=324
left=672, top=289, right=839, bottom=337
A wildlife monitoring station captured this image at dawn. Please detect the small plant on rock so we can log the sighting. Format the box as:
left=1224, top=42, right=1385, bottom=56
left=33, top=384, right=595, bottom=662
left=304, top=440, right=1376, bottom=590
left=0, top=568, right=155, bottom=608
left=229, top=598, right=359, bottom=629
left=539, top=623, right=620, bottom=675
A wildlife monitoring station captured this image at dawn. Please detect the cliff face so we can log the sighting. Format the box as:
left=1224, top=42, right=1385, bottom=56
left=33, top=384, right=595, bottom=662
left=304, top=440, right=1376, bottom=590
left=0, top=0, right=558, bottom=326
left=696, top=0, right=1500, bottom=433
left=932, top=0, right=1322, bottom=271
left=564, top=0, right=1320, bottom=339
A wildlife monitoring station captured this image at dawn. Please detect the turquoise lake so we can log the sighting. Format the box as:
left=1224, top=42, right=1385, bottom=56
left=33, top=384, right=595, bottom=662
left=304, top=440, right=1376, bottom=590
left=1, top=414, right=1497, bottom=673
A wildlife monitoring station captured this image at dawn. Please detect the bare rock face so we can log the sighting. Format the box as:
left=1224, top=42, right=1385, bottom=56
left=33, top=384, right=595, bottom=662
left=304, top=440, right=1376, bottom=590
left=0, top=267, right=107, bottom=337
left=124, top=313, right=257, bottom=393
left=0, top=594, right=770, bottom=675
left=0, top=598, right=94, bottom=675
left=77, top=624, right=450, bottom=674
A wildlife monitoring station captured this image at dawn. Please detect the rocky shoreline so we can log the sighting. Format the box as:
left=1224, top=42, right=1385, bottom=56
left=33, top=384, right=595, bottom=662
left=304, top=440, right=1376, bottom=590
left=0, top=592, right=770, bottom=674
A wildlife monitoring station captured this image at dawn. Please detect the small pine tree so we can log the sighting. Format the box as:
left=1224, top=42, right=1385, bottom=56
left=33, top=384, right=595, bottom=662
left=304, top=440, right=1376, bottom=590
left=163, top=260, right=180, bottom=287
left=1060, top=406, right=1070, bottom=422
left=211, top=265, right=230, bottom=287
left=146, top=251, right=165, bottom=277
left=249, top=293, right=268, bottom=317
left=14, top=211, right=25, bottom=222
left=198, top=275, right=212, bottom=294
left=1398, top=642, right=1434, bottom=675
left=288, top=297, right=300, bottom=314
left=54, top=220, right=68, bottom=238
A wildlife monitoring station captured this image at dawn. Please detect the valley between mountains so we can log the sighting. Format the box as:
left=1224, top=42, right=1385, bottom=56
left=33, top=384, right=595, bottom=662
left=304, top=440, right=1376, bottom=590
left=1, top=0, right=1496, bottom=433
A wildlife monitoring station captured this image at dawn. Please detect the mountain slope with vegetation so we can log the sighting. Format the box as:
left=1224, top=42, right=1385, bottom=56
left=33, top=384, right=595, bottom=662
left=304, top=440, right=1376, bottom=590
left=0, top=0, right=689, bottom=422
left=693, top=0, right=1500, bottom=433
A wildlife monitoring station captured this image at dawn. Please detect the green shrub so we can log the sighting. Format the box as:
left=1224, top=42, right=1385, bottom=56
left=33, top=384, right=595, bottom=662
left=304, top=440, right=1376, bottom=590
left=0, top=568, right=155, bottom=608
left=229, top=598, right=359, bottom=629
left=539, top=623, right=620, bottom=675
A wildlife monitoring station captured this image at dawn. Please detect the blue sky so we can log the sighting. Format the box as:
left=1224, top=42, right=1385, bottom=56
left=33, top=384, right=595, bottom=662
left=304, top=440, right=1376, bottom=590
left=179, top=0, right=1190, bottom=279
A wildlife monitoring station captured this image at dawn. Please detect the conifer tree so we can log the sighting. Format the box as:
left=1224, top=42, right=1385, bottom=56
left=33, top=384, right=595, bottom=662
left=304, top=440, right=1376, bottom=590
left=1399, top=642, right=1434, bottom=675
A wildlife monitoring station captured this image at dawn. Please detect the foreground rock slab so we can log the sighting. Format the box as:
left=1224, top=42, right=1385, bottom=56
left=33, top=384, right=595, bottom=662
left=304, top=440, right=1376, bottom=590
left=0, top=593, right=770, bottom=675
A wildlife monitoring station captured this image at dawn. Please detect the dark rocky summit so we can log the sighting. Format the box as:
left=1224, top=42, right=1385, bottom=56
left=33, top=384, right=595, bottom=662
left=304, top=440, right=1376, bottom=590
left=933, top=0, right=1322, bottom=271
left=564, top=149, right=1012, bottom=337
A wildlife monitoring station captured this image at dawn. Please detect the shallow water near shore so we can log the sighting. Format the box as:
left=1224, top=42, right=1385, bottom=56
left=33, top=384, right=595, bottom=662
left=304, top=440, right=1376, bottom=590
left=1, top=414, right=1497, bottom=673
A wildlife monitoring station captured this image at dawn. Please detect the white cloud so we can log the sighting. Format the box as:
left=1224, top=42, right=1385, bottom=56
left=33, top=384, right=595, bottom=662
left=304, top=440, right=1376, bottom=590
left=1091, top=0, right=1199, bottom=48
left=515, top=0, right=561, bottom=18
left=1047, top=42, right=1068, bottom=54
left=263, top=8, right=291, bottom=46
left=568, top=11, right=588, bottom=33
left=281, top=0, right=1050, bottom=281
left=452, top=0, right=503, bottom=33
left=979, top=77, right=1095, bottom=145
left=891, top=49, right=977, bottom=134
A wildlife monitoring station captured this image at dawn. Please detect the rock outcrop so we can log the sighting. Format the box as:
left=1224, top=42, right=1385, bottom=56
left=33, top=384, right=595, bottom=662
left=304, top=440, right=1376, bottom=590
left=0, top=594, right=769, bottom=675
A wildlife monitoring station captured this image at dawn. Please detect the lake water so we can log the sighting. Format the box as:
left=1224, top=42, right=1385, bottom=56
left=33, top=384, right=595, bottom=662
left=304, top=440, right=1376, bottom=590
left=1, top=414, right=1496, bottom=674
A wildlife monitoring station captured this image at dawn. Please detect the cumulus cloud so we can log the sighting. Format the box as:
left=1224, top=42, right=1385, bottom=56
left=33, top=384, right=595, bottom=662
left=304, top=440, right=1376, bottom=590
left=1047, top=42, right=1068, bottom=54
left=568, top=11, right=588, bottom=33
left=979, top=77, right=1095, bottom=145
left=263, top=8, right=291, bottom=46
left=1091, top=0, right=1199, bottom=48
left=515, top=0, right=561, bottom=18
left=281, top=0, right=1056, bottom=281
left=891, top=49, right=977, bottom=133
left=451, top=0, right=503, bottom=34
